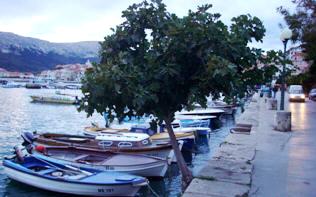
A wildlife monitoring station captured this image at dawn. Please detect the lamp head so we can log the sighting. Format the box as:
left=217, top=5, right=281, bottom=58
left=280, top=28, right=292, bottom=41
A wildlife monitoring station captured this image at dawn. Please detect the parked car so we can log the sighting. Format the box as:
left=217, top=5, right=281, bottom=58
left=309, top=88, right=316, bottom=101
left=288, top=85, right=305, bottom=102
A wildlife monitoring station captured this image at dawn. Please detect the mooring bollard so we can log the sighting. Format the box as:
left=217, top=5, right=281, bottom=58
left=267, top=98, right=277, bottom=110
left=274, top=111, right=291, bottom=132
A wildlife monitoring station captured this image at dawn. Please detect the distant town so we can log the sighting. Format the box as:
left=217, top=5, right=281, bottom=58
left=0, top=48, right=310, bottom=84
left=0, top=60, right=92, bottom=82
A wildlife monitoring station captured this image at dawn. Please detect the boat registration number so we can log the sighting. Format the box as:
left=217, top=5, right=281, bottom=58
left=104, top=165, right=115, bottom=170
left=98, top=188, right=114, bottom=193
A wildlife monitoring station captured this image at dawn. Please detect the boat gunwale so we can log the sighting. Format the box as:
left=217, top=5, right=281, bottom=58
left=34, top=137, right=173, bottom=152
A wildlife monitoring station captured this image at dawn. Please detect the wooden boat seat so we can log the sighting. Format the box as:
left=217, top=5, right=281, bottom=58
left=64, top=174, right=87, bottom=180
left=38, top=168, right=57, bottom=175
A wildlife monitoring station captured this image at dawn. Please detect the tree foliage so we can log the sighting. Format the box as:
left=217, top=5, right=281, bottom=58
left=81, top=1, right=268, bottom=119
left=79, top=0, right=273, bottom=186
left=278, top=0, right=316, bottom=90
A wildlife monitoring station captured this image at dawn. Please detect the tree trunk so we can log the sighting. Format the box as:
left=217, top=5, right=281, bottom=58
left=164, top=118, right=193, bottom=189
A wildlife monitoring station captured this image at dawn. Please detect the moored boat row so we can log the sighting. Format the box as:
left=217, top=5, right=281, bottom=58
left=4, top=109, right=223, bottom=196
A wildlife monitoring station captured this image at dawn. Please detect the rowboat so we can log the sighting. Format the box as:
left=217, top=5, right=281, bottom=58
left=22, top=132, right=175, bottom=163
left=83, top=126, right=195, bottom=142
left=30, top=95, right=78, bottom=105
left=84, top=126, right=192, bottom=159
left=3, top=155, right=147, bottom=196
left=31, top=145, right=168, bottom=177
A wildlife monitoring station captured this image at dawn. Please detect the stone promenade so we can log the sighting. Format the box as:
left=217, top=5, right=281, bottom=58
left=183, top=93, right=316, bottom=197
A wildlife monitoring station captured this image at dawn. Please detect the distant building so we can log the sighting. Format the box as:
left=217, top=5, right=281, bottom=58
left=21, top=72, right=35, bottom=79
left=6, top=71, right=22, bottom=78
left=0, top=68, right=8, bottom=77
left=39, top=61, right=92, bottom=82
left=289, top=48, right=310, bottom=75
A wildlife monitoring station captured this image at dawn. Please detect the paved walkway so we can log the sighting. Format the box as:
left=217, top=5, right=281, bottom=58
left=183, top=93, right=316, bottom=197
left=250, top=93, right=316, bottom=196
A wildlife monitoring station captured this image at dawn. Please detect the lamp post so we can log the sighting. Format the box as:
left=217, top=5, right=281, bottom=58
left=279, top=28, right=292, bottom=110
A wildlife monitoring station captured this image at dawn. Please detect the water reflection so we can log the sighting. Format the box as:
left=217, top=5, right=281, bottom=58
left=289, top=102, right=307, bottom=130
left=195, top=135, right=210, bottom=153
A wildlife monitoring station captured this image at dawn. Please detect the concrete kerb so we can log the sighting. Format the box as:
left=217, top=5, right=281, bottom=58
left=183, top=94, right=260, bottom=197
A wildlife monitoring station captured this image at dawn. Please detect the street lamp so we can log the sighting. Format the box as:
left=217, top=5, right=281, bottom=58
left=279, top=28, right=292, bottom=110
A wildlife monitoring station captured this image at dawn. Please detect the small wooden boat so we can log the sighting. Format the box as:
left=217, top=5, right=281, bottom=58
left=25, top=83, right=42, bottom=89
left=84, top=126, right=192, bottom=158
left=30, top=95, right=78, bottom=105
left=3, top=155, right=147, bottom=196
left=31, top=145, right=169, bottom=177
left=22, top=132, right=175, bottom=162
left=84, top=126, right=195, bottom=142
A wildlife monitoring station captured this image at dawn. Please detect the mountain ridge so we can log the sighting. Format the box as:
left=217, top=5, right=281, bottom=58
left=0, top=31, right=100, bottom=72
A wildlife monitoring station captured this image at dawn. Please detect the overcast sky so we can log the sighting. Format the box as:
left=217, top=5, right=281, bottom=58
left=0, top=0, right=296, bottom=51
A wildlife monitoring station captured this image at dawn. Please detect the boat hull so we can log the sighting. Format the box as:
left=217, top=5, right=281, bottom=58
left=4, top=166, right=143, bottom=197
left=32, top=151, right=168, bottom=177
left=34, top=140, right=174, bottom=162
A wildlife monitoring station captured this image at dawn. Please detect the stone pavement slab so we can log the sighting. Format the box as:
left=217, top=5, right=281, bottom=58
left=196, top=159, right=252, bottom=185
left=212, top=142, right=256, bottom=163
left=183, top=178, right=249, bottom=197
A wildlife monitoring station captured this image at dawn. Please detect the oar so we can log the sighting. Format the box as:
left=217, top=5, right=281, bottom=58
left=64, top=164, right=93, bottom=176
left=32, top=154, right=92, bottom=176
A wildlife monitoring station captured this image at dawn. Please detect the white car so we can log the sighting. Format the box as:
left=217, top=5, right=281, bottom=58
left=288, top=85, right=305, bottom=102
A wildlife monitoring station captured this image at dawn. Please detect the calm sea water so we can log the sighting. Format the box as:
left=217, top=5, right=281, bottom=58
left=0, top=88, right=234, bottom=197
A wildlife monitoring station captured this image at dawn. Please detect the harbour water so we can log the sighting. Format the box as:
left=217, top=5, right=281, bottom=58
left=0, top=88, right=234, bottom=197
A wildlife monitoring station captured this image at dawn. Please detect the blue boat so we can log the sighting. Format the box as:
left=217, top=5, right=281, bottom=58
left=3, top=155, right=147, bottom=196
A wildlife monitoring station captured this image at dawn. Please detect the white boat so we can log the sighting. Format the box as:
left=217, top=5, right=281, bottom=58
left=173, top=115, right=214, bottom=134
left=31, top=146, right=169, bottom=177
left=3, top=155, right=147, bottom=196
left=1, top=82, right=20, bottom=88
left=176, top=108, right=225, bottom=117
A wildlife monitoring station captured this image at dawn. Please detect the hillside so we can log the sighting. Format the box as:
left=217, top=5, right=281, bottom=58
left=0, top=32, right=100, bottom=72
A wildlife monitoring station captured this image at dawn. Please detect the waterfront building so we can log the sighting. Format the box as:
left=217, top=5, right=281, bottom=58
left=289, top=48, right=310, bottom=75
left=39, top=61, right=92, bottom=82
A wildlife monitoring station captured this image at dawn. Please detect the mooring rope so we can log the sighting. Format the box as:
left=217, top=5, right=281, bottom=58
left=147, top=184, right=160, bottom=197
